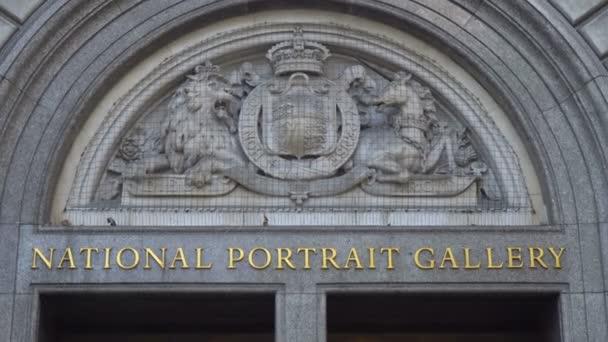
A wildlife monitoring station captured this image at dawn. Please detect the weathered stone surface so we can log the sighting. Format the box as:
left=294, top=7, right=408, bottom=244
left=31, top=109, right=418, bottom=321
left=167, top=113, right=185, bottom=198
left=0, top=0, right=115, bottom=91
left=562, top=83, right=608, bottom=222
left=563, top=293, right=590, bottom=341
left=580, top=7, right=608, bottom=58
left=509, top=0, right=603, bottom=81
left=0, top=14, right=15, bottom=47
left=284, top=291, right=320, bottom=342
left=542, top=106, right=598, bottom=224
left=601, top=222, right=608, bottom=291
left=551, top=0, right=607, bottom=23
left=561, top=225, right=585, bottom=293
left=453, top=4, right=582, bottom=222
left=10, top=294, right=32, bottom=342
left=0, top=103, right=51, bottom=224
left=577, top=224, right=605, bottom=292
left=0, top=0, right=42, bottom=23
left=469, top=3, right=563, bottom=109
left=585, top=292, right=608, bottom=341
left=0, top=0, right=66, bottom=76
left=0, top=224, right=17, bottom=293
left=0, top=294, right=12, bottom=342
left=0, top=76, right=21, bottom=132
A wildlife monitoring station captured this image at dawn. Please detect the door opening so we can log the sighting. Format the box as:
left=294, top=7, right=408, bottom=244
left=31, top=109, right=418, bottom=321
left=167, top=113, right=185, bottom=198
left=37, top=292, right=275, bottom=342
left=327, top=292, right=561, bottom=342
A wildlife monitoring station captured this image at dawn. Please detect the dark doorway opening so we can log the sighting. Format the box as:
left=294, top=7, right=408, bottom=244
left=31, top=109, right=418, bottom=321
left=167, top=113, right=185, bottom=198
left=38, top=292, right=275, bottom=342
left=327, top=292, right=561, bottom=342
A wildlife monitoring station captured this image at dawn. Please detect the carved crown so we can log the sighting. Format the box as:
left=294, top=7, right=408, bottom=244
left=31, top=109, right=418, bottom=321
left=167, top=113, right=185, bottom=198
left=266, top=26, right=331, bottom=75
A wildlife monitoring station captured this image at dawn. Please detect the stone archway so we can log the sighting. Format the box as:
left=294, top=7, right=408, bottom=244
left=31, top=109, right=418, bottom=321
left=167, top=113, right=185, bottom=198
left=0, top=1, right=607, bottom=341
left=59, top=18, right=539, bottom=226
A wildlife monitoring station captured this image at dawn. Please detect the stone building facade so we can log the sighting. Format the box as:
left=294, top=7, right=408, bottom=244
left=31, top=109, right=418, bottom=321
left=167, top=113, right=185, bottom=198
left=1, top=1, right=608, bottom=341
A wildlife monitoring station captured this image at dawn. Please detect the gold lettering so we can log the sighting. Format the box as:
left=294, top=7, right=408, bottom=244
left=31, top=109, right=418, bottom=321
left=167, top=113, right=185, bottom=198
left=116, top=248, right=140, bottom=270
left=32, top=248, right=54, bottom=270
left=144, top=248, right=166, bottom=269
left=343, top=248, right=363, bottom=270
left=276, top=248, right=296, bottom=270
left=248, top=247, right=272, bottom=270
left=322, top=248, right=340, bottom=270
left=368, top=247, right=376, bottom=269
left=57, top=248, right=76, bottom=269
left=196, top=248, right=213, bottom=269
left=30, top=245, right=567, bottom=272
left=548, top=247, right=565, bottom=269
left=228, top=248, right=244, bottom=269
left=380, top=247, right=400, bottom=270
left=297, top=248, right=317, bottom=270
left=169, top=248, right=189, bottom=269
left=464, top=248, right=481, bottom=269
left=103, top=247, right=112, bottom=269
left=79, top=247, right=99, bottom=270
left=486, top=248, right=503, bottom=269
left=439, top=248, right=459, bottom=269
left=529, top=247, right=548, bottom=269
left=414, top=248, right=435, bottom=269
left=507, top=247, right=523, bottom=269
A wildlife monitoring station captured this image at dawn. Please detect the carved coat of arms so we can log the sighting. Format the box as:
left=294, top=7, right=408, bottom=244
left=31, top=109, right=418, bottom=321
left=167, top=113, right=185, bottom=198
left=100, top=27, right=489, bottom=206
left=238, top=31, right=360, bottom=181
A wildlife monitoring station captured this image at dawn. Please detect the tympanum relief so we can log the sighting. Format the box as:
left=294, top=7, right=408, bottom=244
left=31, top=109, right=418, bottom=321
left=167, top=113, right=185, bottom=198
left=97, top=27, right=495, bottom=208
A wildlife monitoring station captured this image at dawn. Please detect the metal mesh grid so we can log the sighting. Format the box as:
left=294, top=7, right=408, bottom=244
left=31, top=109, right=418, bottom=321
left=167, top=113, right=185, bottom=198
left=67, top=25, right=534, bottom=225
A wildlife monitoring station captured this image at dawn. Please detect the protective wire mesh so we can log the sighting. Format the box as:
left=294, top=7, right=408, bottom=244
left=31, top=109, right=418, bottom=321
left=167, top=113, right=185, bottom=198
left=68, top=25, right=534, bottom=226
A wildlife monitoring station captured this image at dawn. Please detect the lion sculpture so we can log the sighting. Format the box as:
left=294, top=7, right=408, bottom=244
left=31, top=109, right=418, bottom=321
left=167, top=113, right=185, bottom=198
left=132, top=63, right=246, bottom=187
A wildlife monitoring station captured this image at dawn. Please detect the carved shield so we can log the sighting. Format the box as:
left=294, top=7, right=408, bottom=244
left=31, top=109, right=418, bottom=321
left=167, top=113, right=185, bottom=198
left=262, top=75, right=337, bottom=159
left=239, top=73, right=360, bottom=181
